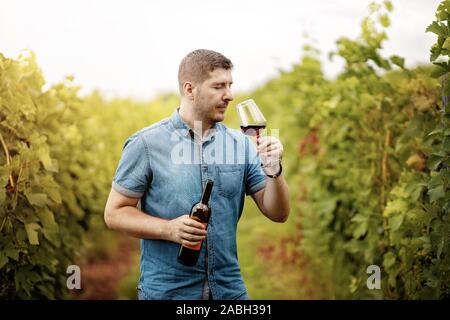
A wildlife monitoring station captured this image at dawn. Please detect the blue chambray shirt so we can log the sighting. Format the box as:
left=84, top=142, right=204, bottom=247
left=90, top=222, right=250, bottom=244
left=112, top=108, right=266, bottom=300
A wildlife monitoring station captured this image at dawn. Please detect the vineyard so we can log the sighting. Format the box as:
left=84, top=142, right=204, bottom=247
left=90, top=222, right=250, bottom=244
left=1, top=1, right=449, bottom=299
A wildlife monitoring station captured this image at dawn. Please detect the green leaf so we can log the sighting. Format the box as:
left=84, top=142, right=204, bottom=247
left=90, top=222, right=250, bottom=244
left=4, top=243, right=19, bottom=261
left=383, top=1, right=393, bottom=12
left=428, top=185, right=445, bottom=202
left=0, top=189, right=5, bottom=205
left=43, top=229, right=61, bottom=247
left=352, top=219, right=368, bottom=238
left=40, top=178, right=62, bottom=204
left=443, top=137, right=450, bottom=151
left=36, top=145, right=53, bottom=171
left=426, top=22, right=446, bottom=36
left=444, top=201, right=450, bottom=214
left=426, top=277, right=439, bottom=288
left=437, top=7, right=450, bottom=21
left=410, top=184, right=425, bottom=202
left=390, top=55, right=405, bottom=68
left=36, top=208, right=57, bottom=229
left=0, top=168, right=8, bottom=185
left=383, top=251, right=396, bottom=269
left=427, top=154, right=443, bottom=170
left=25, top=223, right=40, bottom=245
left=443, top=38, right=450, bottom=50
left=429, top=172, right=444, bottom=188
left=0, top=167, right=9, bottom=205
left=387, top=269, right=399, bottom=288
left=431, top=64, right=448, bottom=78
left=37, top=208, right=60, bottom=247
left=437, top=237, right=445, bottom=260
left=26, top=193, right=48, bottom=207
left=427, top=128, right=443, bottom=136
left=349, top=277, right=359, bottom=294
left=47, top=159, right=59, bottom=173
left=379, top=14, right=390, bottom=28
left=14, top=208, right=40, bottom=224
left=384, top=198, right=408, bottom=217
left=65, top=190, right=85, bottom=219
left=430, top=43, right=443, bottom=62
left=389, top=213, right=405, bottom=231
left=0, top=252, right=8, bottom=269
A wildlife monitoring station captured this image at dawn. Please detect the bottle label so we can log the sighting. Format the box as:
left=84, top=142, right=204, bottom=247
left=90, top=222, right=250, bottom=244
left=183, top=222, right=208, bottom=250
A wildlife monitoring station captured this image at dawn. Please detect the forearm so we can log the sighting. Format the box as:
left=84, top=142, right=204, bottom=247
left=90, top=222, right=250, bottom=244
left=105, top=206, right=170, bottom=240
left=256, top=136, right=290, bottom=222
left=262, top=174, right=290, bottom=222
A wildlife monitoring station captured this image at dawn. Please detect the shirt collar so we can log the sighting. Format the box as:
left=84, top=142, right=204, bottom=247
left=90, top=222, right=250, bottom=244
left=170, top=107, right=219, bottom=141
left=170, top=108, right=191, bottom=135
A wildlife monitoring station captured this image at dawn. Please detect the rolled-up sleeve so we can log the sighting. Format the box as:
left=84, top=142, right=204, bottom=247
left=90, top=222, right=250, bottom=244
left=245, top=137, right=266, bottom=195
left=112, top=134, right=152, bottom=198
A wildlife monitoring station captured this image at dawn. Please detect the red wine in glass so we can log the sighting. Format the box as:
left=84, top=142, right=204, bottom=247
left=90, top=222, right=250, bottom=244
left=240, top=125, right=266, bottom=144
left=236, top=99, right=267, bottom=146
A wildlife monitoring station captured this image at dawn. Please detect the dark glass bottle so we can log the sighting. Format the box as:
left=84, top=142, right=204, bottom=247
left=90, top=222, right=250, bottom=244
left=177, top=179, right=213, bottom=266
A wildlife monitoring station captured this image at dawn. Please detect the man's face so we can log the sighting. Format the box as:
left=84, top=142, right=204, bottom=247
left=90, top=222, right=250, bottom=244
left=192, top=68, right=233, bottom=124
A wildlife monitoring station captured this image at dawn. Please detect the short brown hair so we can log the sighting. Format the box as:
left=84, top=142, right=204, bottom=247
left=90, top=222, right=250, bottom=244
left=178, top=49, right=233, bottom=95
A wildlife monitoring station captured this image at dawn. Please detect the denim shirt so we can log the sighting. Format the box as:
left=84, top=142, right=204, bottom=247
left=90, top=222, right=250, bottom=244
left=112, top=108, right=266, bottom=300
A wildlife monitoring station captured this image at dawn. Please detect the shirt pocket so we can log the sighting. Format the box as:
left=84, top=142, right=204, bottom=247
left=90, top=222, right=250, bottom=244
left=215, top=165, right=244, bottom=199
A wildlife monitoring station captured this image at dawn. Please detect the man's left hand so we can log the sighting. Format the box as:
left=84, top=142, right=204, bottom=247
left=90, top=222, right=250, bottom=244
left=257, top=136, right=284, bottom=176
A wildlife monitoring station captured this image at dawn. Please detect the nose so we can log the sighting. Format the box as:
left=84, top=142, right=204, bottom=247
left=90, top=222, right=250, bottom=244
left=224, top=88, right=233, bottom=101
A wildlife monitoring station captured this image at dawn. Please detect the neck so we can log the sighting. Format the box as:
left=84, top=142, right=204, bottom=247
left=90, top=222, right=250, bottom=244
left=179, top=103, right=213, bottom=138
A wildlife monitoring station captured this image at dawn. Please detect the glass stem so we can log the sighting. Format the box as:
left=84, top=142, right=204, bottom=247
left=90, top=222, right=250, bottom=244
left=256, top=128, right=260, bottom=147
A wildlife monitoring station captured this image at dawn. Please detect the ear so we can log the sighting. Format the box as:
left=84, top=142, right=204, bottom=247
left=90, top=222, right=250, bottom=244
left=182, top=81, right=195, bottom=101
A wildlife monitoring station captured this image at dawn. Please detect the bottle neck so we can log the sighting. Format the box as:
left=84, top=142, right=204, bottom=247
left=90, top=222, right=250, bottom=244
left=200, top=181, right=213, bottom=204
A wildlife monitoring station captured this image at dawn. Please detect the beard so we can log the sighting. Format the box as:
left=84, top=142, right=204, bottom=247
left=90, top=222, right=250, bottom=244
left=193, top=91, right=226, bottom=124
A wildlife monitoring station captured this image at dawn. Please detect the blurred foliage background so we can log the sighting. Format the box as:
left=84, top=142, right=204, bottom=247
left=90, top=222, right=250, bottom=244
left=1, top=1, right=449, bottom=299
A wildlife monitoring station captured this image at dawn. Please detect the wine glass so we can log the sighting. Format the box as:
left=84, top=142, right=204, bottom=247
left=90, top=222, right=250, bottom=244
left=236, top=99, right=266, bottom=146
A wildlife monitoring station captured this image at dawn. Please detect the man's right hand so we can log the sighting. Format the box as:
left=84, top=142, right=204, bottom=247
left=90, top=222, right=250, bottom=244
left=166, top=215, right=207, bottom=247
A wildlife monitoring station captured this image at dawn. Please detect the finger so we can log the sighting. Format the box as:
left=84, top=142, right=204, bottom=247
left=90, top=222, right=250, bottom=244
left=257, top=138, right=280, bottom=152
left=257, top=137, right=271, bottom=150
left=260, top=144, right=281, bottom=152
left=184, top=218, right=207, bottom=230
left=260, top=153, right=281, bottom=165
left=181, top=239, right=202, bottom=247
left=181, top=232, right=206, bottom=242
left=259, top=148, right=283, bottom=158
left=183, top=225, right=207, bottom=236
left=257, top=135, right=276, bottom=145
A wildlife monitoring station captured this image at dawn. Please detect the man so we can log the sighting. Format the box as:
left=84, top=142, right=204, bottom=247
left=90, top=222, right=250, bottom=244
left=104, top=49, right=290, bottom=300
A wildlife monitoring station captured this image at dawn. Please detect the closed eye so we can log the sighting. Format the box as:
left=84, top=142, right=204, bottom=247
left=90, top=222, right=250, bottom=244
left=212, top=84, right=232, bottom=89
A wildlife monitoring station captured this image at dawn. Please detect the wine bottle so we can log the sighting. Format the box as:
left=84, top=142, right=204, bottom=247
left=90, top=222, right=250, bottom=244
left=177, top=179, right=213, bottom=266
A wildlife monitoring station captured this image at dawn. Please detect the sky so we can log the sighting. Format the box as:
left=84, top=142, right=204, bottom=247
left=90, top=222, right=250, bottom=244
left=0, top=0, right=441, bottom=100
